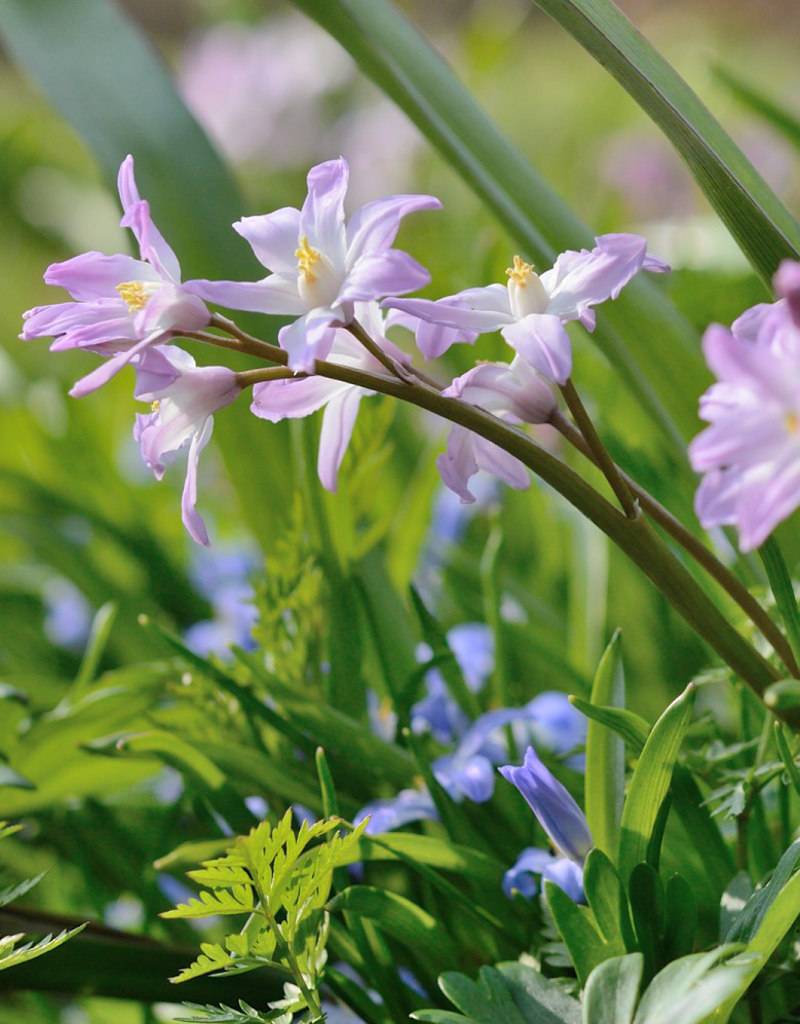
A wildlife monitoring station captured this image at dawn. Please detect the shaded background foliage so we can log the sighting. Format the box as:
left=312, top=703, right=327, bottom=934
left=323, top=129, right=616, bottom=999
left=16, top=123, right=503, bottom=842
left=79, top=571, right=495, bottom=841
left=0, top=0, right=800, bottom=1021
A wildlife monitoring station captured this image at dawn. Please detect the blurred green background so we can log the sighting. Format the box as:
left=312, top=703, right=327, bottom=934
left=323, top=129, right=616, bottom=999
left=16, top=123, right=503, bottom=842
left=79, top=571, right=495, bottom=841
left=1, top=1, right=799, bottom=1020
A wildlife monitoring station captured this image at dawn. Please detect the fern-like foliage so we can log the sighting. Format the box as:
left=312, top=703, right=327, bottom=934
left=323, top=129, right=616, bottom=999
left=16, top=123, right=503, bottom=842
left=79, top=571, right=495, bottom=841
left=176, top=1002, right=291, bottom=1024
left=0, top=821, right=86, bottom=971
left=163, top=811, right=367, bottom=1018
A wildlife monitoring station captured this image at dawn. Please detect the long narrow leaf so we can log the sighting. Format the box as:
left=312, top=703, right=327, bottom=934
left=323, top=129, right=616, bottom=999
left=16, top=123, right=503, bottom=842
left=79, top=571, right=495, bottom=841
left=529, top=0, right=800, bottom=284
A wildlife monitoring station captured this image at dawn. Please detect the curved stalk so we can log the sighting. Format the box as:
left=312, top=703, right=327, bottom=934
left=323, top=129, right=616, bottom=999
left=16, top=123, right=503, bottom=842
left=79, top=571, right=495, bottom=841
left=236, top=356, right=790, bottom=723
left=550, top=409, right=800, bottom=678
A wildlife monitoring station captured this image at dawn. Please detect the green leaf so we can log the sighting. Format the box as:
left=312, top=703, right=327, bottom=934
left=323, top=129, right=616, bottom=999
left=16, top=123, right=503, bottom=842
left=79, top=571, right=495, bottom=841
left=583, top=849, right=625, bottom=948
left=529, top=0, right=800, bottom=284
left=0, top=924, right=86, bottom=972
left=628, top=864, right=664, bottom=980
left=773, top=722, right=800, bottom=796
left=725, top=838, right=800, bottom=943
left=291, top=0, right=704, bottom=450
left=72, top=601, right=118, bottom=694
left=618, top=684, right=696, bottom=886
left=632, top=947, right=758, bottom=1024
left=583, top=630, right=625, bottom=858
left=582, top=953, right=642, bottom=1024
left=661, top=874, right=697, bottom=963
left=570, top=698, right=649, bottom=754
left=496, top=961, right=581, bottom=1024
left=429, top=963, right=581, bottom=1024
left=715, top=65, right=800, bottom=153
left=545, top=880, right=611, bottom=987
left=328, top=886, right=457, bottom=977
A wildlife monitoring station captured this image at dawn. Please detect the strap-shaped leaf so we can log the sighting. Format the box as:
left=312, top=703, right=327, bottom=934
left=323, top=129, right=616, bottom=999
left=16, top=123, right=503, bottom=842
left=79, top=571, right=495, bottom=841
left=583, top=630, right=625, bottom=859
left=529, top=0, right=800, bottom=284
left=290, top=0, right=704, bottom=450
left=618, top=683, right=695, bottom=885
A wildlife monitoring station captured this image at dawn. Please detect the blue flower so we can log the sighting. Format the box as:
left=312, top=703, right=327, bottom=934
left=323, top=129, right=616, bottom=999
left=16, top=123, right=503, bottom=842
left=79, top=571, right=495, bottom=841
left=354, top=788, right=438, bottom=835
left=367, top=690, right=398, bottom=742
left=503, top=847, right=584, bottom=903
left=515, top=691, right=587, bottom=771
left=499, top=746, right=592, bottom=863
left=411, top=622, right=494, bottom=743
left=42, top=577, right=92, bottom=651
left=184, top=543, right=259, bottom=658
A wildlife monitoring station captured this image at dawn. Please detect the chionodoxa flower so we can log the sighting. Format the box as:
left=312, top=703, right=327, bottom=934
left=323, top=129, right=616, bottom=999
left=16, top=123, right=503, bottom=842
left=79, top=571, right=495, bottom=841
left=500, top=745, right=592, bottom=902
left=385, top=234, right=668, bottom=383
left=185, top=156, right=441, bottom=371
left=690, top=259, right=800, bottom=551
left=21, top=155, right=211, bottom=396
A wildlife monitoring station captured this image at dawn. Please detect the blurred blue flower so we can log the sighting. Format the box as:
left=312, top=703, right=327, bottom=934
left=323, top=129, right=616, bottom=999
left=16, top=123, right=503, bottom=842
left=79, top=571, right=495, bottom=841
left=368, top=690, right=398, bottom=743
left=411, top=622, right=494, bottom=743
left=245, top=795, right=269, bottom=819
left=354, top=788, right=438, bottom=835
left=499, top=746, right=592, bottom=863
left=514, top=691, right=587, bottom=771
left=292, top=804, right=317, bottom=828
left=42, top=577, right=92, bottom=651
left=185, top=543, right=259, bottom=658
left=433, top=705, right=528, bottom=803
left=503, top=847, right=584, bottom=903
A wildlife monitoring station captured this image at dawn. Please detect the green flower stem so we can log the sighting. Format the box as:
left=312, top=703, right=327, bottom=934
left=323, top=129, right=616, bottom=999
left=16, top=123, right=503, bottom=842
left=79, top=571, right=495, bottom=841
left=346, top=318, right=415, bottom=382
left=551, top=409, right=800, bottom=678
left=560, top=378, right=638, bottom=518
left=216, top=323, right=792, bottom=725
left=759, top=537, right=800, bottom=668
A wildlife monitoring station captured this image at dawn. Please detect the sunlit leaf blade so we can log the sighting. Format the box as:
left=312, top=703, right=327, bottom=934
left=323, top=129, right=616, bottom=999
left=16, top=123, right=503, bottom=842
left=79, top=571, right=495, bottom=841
left=618, top=683, right=695, bottom=886
left=583, top=630, right=625, bottom=859
left=529, top=0, right=800, bottom=284
left=0, top=924, right=85, bottom=972
left=290, top=0, right=704, bottom=451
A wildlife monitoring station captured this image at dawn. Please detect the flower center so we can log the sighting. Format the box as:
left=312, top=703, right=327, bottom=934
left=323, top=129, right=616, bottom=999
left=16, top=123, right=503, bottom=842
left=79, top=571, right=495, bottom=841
left=295, top=235, right=322, bottom=283
left=506, top=255, right=535, bottom=286
left=505, top=255, right=549, bottom=318
left=116, top=280, right=152, bottom=313
left=787, top=413, right=800, bottom=434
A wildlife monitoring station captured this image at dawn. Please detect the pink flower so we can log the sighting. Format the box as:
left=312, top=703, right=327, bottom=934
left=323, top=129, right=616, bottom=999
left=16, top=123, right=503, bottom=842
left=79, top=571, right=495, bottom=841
left=385, top=234, right=668, bottom=383
left=249, top=301, right=408, bottom=491
left=690, top=263, right=800, bottom=551
left=185, top=158, right=440, bottom=372
left=134, top=346, right=240, bottom=545
left=21, top=156, right=210, bottom=397
left=437, top=358, right=556, bottom=503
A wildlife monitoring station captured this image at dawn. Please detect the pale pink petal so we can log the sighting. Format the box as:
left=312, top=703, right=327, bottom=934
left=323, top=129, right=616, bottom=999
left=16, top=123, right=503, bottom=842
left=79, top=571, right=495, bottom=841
left=184, top=275, right=306, bottom=315
left=181, top=417, right=214, bottom=546
left=21, top=299, right=128, bottom=340
left=68, top=333, right=161, bottom=397
left=279, top=308, right=338, bottom=372
left=473, top=435, right=530, bottom=491
left=731, top=302, right=777, bottom=342
left=117, top=156, right=181, bottom=281
left=737, top=453, right=800, bottom=552
left=346, top=194, right=442, bottom=263
left=133, top=345, right=194, bottom=398
left=44, top=252, right=156, bottom=301
left=500, top=313, right=573, bottom=383
left=250, top=375, right=346, bottom=422
left=318, top=387, right=363, bottom=491
left=694, top=469, right=740, bottom=530
left=234, top=208, right=301, bottom=273
left=339, top=249, right=430, bottom=304
left=135, top=284, right=210, bottom=334
left=437, top=425, right=479, bottom=503
left=386, top=284, right=512, bottom=349
left=300, top=158, right=349, bottom=264
left=49, top=316, right=138, bottom=351
left=544, top=233, right=666, bottom=323
left=774, top=259, right=800, bottom=326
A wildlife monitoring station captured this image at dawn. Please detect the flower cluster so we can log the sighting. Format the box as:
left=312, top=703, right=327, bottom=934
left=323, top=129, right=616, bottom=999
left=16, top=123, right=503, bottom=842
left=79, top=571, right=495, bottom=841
left=23, top=154, right=665, bottom=544
left=690, top=260, right=800, bottom=551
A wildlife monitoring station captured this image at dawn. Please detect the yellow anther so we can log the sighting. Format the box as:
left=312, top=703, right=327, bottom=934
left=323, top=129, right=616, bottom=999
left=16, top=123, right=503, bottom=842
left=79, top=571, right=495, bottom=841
left=787, top=413, right=799, bottom=434
left=505, top=255, right=535, bottom=286
left=295, top=235, right=321, bottom=282
left=150, top=400, right=160, bottom=413
left=116, top=280, right=150, bottom=312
